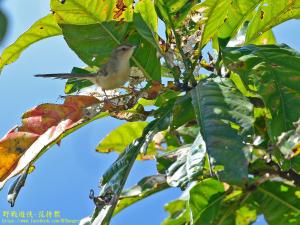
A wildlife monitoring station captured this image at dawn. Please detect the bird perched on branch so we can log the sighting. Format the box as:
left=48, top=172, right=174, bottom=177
left=35, top=44, right=136, bottom=90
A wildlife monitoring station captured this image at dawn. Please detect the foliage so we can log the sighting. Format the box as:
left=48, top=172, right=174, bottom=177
left=1, top=0, right=300, bottom=225
left=0, top=7, right=7, bottom=43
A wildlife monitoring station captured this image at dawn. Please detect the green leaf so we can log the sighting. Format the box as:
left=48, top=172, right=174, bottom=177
left=100, top=113, right=171, bottom=186
left=96, top=121, right=156, bottom=159
left=114, top=175, right=169, bottom=215
left=250, top=29, right=276, bottom=45
left=155, top=0, right=199, bottom=28
left=155, top=89, right=179, bottom=107
left=212, top=190, right=257, bottom=225
left=97, top=121, right=148, bottom=153
left=215, top=1, right=276, bottom=48
left=190, top=179, right=259, bottom=225
left=161, top=64, right=174, bottom=78
left=277, top=118, right=300, bottom=158
left=235, top=205, right=258, bottom=225
left=230, top=73, right=256, bottom=97
left=218, top=0, right=262, bottom=39
left=246, top=1, right=300, bottom=43
left=135, top=0, right=158, bottom=31
left=162, top=199, right=190, bottom=225
left=223, top=44, right=300, bottom=140
left=254, top=181, right=300, bottom=225
left=190, top=78, right=251, bottom=185
left=0, top=14, right=61, bottom=71
left=171, top=95, right=195, bottom=129
left=133, top=13, right=160, bottom=51
left=162, top=180, right=256, bottom=225
left=0, top=10, right=8, bottom=42
left=189, top=178, right=225, bottom=225
left=91, top=137, right=146, bottom=225
left=64, top=67, right=94, bottom=94
left=195, top=0, right=231, bottom=48
left=61, top=22, right=129, bottom=66
left=50, top=0, right=133, bottom=24
left=177, top=125, right=201, bottom=145
left=51, top=0, right=160, bottom=82
left=157, top=133, right=206, bottom=188
left=90, top=107, right=173, bottom=224
left=61, top=22, right=161, bottom=80
left=291, top=155, right=300, bottom=174
left=227, top=20, right=276, bottom=47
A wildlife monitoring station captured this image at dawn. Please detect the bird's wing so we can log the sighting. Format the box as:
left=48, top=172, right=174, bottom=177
left=97, top=64, right=109, bottom=77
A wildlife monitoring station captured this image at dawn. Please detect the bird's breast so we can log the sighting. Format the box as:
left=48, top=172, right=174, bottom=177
left=96, top=65, right=130, bottom=90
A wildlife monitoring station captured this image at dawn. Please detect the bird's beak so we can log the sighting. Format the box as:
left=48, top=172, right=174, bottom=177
left=131, top=45, right=137, bottom=50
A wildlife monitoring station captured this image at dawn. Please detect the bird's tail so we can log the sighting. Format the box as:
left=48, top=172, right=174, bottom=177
left=34, top=73, right=97, bottom=80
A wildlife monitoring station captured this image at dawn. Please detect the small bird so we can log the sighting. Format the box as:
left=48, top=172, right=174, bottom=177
left=35, top=44, right=136, bottom=90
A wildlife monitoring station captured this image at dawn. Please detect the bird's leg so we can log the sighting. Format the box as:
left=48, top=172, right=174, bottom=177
left=103, top=89, right=109, bottom=99
left=102, top=89, right=119, bottom=107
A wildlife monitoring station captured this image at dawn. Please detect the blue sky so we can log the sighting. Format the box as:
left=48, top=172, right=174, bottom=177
left=0, top=1, right=299, bottom=225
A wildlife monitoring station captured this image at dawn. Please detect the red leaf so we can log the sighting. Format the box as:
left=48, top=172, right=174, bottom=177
left=0, top=95, right=100, bottom=188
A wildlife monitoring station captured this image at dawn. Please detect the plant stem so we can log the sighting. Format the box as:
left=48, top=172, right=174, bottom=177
left=161, top=0, right=195, bottom=85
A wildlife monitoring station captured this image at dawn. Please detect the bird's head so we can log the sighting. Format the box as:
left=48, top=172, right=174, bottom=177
left=113, top=44, right=136, bottom=61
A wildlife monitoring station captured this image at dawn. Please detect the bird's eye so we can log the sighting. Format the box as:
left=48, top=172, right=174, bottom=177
left=122, top=47, right=126, bottom=51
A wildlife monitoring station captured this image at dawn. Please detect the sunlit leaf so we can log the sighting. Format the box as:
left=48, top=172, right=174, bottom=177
left=190, top=179, right=259, bottom=225
left=189, top=178, right=225, bottom=224
left=0, top=14, right=61, bottom=71
left=135, top=0, right=158, bottom=31
left=254, top=181, right=300, bottom=224
left=214, top=191, right=258, bottom=225
left=227, top=20, right=276, bottom=47
left=97, top=121, right=156, bottom=160
left=223, top=44, right=300, bottom=140
left=230, top=73, right=256, bottom=97
left=235, top=205, right=258, bottom=225
left=50, top=0, right=134, bottom=24
left=246, top=1, right=300, bottom=43
left=195, top=0, right=231, bottom=48
left=218, top=0, right=262, bottom=39
left=251, top=29, right=276, bottom=45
